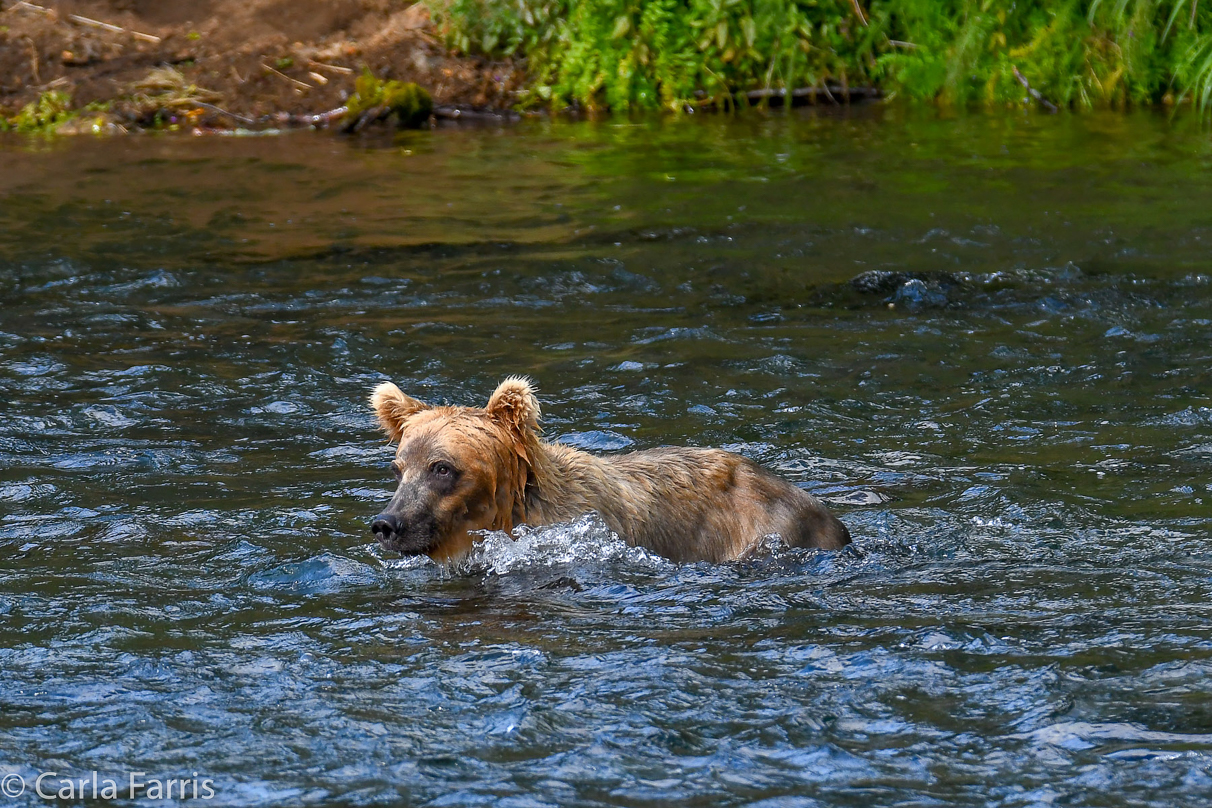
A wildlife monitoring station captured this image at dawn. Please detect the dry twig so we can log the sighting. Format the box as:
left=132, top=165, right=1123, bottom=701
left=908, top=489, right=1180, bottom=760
left=193, top=102, right=256, bottom=126
left=745, top=85, right=879, bottom=103
left=850, top=0, right=868, bottom=26
left=7, top=1, right=54, bottom=16
left=261, top=62, right=312, bottom=91
left=68, top=13, right=160, bottom=43
left=23, top=34, right=40, bottom=83
left=307, top=59, right=354, bottom=75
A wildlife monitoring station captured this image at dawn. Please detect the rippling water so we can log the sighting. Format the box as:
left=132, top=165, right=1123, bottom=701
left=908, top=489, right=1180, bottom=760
left=2, top=110, right=1212, bottom=806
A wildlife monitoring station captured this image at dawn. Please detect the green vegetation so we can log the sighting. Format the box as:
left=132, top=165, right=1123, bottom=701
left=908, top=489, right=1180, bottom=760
left=2, top=69, right=220, bottom=134
left=4, top=90, right=75, bottom=133
left=342, top=69, right=434, bottom=129
left=428, top=0, right=1212, bottom=112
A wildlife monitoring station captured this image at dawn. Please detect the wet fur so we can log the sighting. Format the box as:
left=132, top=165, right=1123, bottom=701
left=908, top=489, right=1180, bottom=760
left=370, top=377, right=850, bottom=563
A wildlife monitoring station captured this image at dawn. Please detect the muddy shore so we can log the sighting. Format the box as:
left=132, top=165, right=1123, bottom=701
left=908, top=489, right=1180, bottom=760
left=0, top=0, right=523, bottom=131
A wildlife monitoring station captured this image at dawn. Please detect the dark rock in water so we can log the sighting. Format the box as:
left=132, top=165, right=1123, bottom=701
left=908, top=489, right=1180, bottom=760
left=850, top=270, right=959, bottom=309
left=851, top=270, right=918, bottom=294
left=537, top=575, right=585, bottom=592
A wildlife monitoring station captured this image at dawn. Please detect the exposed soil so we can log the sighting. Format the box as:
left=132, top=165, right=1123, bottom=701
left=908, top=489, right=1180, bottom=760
left=0, top=0, right=524, bottom=129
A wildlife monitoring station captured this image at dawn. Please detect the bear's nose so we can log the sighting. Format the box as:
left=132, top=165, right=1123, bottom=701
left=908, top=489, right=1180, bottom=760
left=371, top=513, right=401, bottom=540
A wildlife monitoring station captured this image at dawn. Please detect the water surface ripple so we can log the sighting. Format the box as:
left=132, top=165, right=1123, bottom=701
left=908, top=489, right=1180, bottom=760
left=2, top=111, right=1212, bottom=806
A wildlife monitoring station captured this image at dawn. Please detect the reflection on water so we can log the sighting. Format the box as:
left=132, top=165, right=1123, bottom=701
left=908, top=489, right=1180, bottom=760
left=2, top=109, right=1212, bottom=806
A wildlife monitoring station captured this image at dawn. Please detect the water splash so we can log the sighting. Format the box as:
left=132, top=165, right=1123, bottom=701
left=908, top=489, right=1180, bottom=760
left=462, top=514, right=668, bottom=576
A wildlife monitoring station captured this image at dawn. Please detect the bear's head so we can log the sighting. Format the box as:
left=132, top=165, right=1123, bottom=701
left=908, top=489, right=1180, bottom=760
left=367, top=377, right=541, bottom=561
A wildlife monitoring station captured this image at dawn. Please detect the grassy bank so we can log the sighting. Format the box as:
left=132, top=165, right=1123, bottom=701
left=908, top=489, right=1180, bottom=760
left=429, top=0, right=1212, bottom=113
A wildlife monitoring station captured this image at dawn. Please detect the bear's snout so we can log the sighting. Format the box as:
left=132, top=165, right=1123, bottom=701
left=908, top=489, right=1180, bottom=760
left=372, top=508, right=442, bottom=554
left=371, top=512, right=402, bottom=543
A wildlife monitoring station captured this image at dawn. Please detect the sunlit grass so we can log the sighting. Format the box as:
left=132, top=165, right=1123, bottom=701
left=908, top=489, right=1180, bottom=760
left=427, top=0, right=1212, bottom=113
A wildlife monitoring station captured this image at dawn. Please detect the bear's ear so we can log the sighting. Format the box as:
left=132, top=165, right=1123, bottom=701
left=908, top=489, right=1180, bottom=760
left=485, top=376, right=541, bottom=440
left=369, top=382, right=429, bottom=443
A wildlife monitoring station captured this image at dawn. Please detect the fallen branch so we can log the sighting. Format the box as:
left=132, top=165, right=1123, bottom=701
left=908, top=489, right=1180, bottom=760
left=68, top=13, right=161, bottom=43
left=1012, top=66, right=1058, bottom=113
left=304, top=106, right=349, bottom=125
left=433, top=105, right=519, bottom=121
left=193, top=102, right=257, bottom=126
left=341, top=105, right=385, bottom=133
left=266, top=106, right=349, bottom=128
left=744, top=85, right=880, bottom=104
left=283, top=104, right=514, bottom=129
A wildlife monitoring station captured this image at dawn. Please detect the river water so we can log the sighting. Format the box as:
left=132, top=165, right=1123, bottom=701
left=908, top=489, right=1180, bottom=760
left=2, top=110, right=1211, bottom=806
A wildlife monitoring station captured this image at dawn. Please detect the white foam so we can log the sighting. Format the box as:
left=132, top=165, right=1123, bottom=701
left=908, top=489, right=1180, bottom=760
left=462, top=513, right=667, bottom=575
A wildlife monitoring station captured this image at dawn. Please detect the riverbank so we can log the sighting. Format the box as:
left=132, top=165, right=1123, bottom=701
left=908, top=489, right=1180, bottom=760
left=5, top=0, right=1212, bottom=133
left=0, top=0, right=522, bottom=132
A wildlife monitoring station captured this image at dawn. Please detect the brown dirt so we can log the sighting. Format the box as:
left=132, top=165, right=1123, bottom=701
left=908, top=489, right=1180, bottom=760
left=0, top=0, right=524, bottom=128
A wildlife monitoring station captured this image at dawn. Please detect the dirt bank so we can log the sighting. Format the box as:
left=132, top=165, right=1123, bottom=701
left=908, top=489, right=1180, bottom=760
left=0, top=0, right=523, bottom=129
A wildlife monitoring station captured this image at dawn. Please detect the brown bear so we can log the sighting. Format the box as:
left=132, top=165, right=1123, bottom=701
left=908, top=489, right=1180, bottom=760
left=369, top=377, right=850, bottom=563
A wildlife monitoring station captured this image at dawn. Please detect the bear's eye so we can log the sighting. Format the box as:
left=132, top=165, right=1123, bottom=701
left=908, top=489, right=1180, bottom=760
left=431, top=462, right=455, bottom=478
left=390, top=463, right=403, bottom=481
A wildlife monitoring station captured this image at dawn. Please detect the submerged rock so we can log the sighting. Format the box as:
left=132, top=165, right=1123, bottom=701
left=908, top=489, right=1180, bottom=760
left=894, top=278, right=950, bottom=309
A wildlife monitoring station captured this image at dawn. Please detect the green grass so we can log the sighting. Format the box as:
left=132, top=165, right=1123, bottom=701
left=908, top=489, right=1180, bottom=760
left=427, top=0, right=1212, bottom=113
